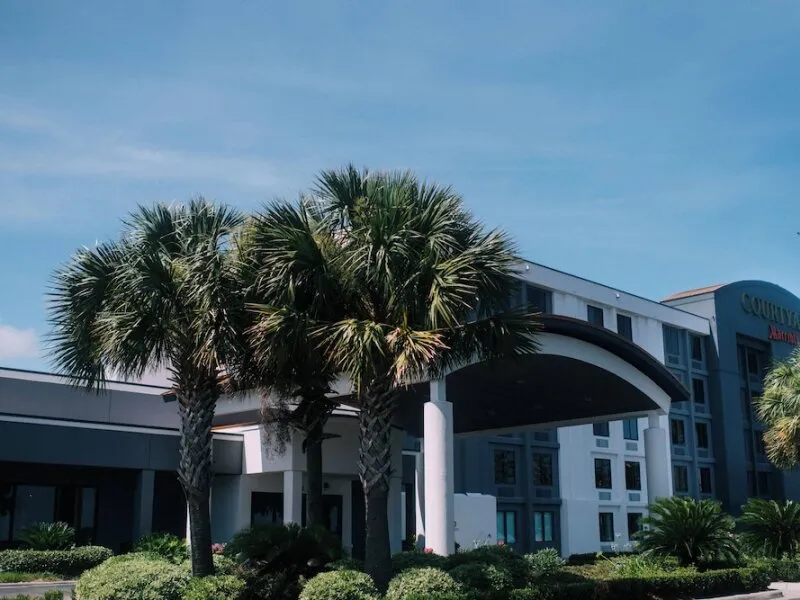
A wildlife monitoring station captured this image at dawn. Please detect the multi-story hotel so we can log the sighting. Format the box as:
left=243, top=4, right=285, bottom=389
left=1, top=260, right=799, bottom=558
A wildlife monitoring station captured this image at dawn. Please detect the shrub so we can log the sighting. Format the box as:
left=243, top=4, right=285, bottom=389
left=74, top=553, right=190, bottom=600
left=638, top=497, right=739, bottom=566
left=18, top=522, right=76, bottom=551
left=449, top=562, right=513, bottom=593
left=446, top=546, right=528, bottom=588
left=391, top=551, right=447, bottom=574
left=565, top=551, right=634, bottom=566
left=385, top=567, right=463, bottom=600
left=182, top=575, right=245, bottom=600
left=525, top=548, right=565, bottom=580
left=327, top=558, right=365, bottom=572
left=0, top=572, right=61, bottom=583
left=134, top=532, right=189, bottom=564
left=300, top=570, right=381, bottom=600
left=0, top=546, right=113, bottom=578
left=1, top=594, right=65, bottom=600
left=224, top=523, right=341, bottom=569
left=238, top=568, right=301, bottom=600
left=746, top=556, right=800, bottom=581
left=212, top=553, right=237, bottom=575
left=739, top=498, right=800, bottom=558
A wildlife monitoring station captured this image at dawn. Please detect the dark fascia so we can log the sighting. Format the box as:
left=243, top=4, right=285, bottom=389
left=538, top=314, right=689, bottom=403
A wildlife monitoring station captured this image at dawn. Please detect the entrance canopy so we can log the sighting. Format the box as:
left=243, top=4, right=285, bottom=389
left=334, top=315, right=689, bottom=437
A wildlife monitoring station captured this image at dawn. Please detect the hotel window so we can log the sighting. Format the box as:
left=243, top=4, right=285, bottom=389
left=587, top=305, right=604, bottom=327
left=593, top=422, right=610, bottom=437
left=691, top=335, right=705, bottom=366
left=532, top=453, right=554, bottom=487
left=533, top=511, right=554, bottom=542
left=741, top=388, right=752, bottom=419
left=494, top=449, right=517, bottom=485
left=758, top=472, right=771, bottom=497
left=673, top=465, right=689, bottom=493
left=497, top=511, right=517, bottom=544
left=625, top=461, right=642, bottom=491
left=617, top=314, right=633, bottom=341
left=623, top=419, right=639, bottom=441
left=699, top=467, right=713, bottom=495
left=692, top=378, right=707, bottom=408
left=526, top=285, right=553, bottom=314
left=755, top=432, right=767, bottom=459
left=664, top=325, right=684, bottom=365
left=595, top=458, right=612, bottom=489
left=251, top=492, right=283, bottom=525
left=627, top=513, right=643, bottom=539
left=599, top=512, right=615, bottom=542
left=747, top=470, right=757, bottom=497
left=695, top=422, right=710, bottom=449
left=670, top=419, right=686, bottom=445
left=744, top=431, right=755, bottom=459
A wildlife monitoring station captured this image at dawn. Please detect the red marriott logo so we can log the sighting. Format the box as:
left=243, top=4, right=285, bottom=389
left=768, top=325, right=799, bottom=345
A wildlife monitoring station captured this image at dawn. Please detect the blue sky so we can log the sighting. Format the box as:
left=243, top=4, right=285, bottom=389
left=1, top=1, right=799, bottom=371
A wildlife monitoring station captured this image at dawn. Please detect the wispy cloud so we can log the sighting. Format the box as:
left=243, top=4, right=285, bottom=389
left=0, top=325, right=38, bottom=359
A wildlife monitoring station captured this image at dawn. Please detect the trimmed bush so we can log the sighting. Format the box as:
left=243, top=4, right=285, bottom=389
left=327, top=558, right=365, bottom=572
left=224, top=523, right=341, bottom=568
left=18, top=522, right=76, bottom=551
left=565, top=551, right=633, bottom=566
left=74, top=553, right=190, bottom=600
left=182, top=575, right=245, bottom=600
left=509, top=567, right=769, bottom=600
left=449, top=562, right=513, bottom=593
left=0, top=546, right=113, bottom=578
left=300, top=570, right=381, bottom=600
left=446, top=546, right=528, bottom=588
left=391, top=551, right=447, bottom=574
left=525, top=548, right=565, bottom=580
left=0, top=572, right=61, bottom=583
left=133, top=533, right=189, bottom=564
left=746, top=557, right=800, bottom=581
left=385, top=567, right=463, bottom=600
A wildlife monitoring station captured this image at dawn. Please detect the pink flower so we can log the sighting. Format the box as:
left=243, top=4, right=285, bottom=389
left=211, top=543, right=225, bottom=554
left=497, top=541, right=505, bottom=547
left=424, top=547, right=434, bottom=554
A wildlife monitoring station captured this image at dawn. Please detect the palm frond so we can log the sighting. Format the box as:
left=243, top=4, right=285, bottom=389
left=756, top=349, right=800, bottom=469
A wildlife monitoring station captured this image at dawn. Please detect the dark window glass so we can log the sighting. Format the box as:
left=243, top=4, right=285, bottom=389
left=526, top=285, right=552, bottom=314
left=623, top=419, right=639, bottom=440
left=745, top=430, right=755, bottom=459
left=747, top=470, right=757, bottom=497
left=758, top=472, right=771, bottom=497
left=755, top=432, right=767, bottom=457
left=12, top=485, right=56, bottom=539
left=747, top=350, right=760, bottom=376
left=627, top=513, right=643, bottom=539
left=664, top=326, right=683, bottom=362
left=593, top=422, right=610, bottom=437
left=699, top=467, right=713, bottom=494
left=497, top=511, right=517, bottom=544
left=625, top=461, right=642, bottom=491
left=532, top=453, right=553, bottom=486
left=692, top=378, right=706, bottom=405
left=0, top=485, right=13, bottom=542
left=673, top=465, right=689, bottom=493
left=670, top=419, right=686, bottom=445
left=617, top=314, right=633, bottom=341
left=696, top=423, right=709, bottom=449
left=587, top=305, right=604, bottom=327
left=741, top=388, right=751, bottom=418
left=251, top=492, right=283, bottom=525
left=533, top=511, right=554, bottom=542
left=691, top=335, right=705, bottom=363
left=595, top=458, right=612, bottom=489
left=494, top=450, right=517, bottom=485
left=599, top=512, right=615, bottom=542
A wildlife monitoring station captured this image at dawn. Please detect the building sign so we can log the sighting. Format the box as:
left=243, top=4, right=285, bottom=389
left=741, top=292, right=800, bottom=330
left=768, top=325, right=800, bottom=346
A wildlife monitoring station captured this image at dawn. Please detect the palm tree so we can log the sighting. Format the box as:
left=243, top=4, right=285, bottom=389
left=637, top=497, right=739, bottom=567
left=250, top=166, right=541, bottom=589
left=231, top=202, right=347, bottom=527
left=755, top=351, right=800, bottom=469
left=47, top=200, right=244, bottom=576
left=739, top=498, right=800, bottom=558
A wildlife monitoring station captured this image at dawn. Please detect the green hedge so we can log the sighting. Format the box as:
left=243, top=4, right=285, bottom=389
left=508, top=567, right=770, bottom=600
left=0, top=546, right=113, bottom=578
left=74, top=553, right=190, bottom=600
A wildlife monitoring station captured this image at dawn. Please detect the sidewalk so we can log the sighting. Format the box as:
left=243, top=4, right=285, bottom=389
left=0, top=581, right=75, bottom=599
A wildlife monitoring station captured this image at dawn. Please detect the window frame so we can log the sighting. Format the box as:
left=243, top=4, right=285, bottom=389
left=587, top=305, right=605, bottom=327
left=623, top=419, right=639, bottom=441
left=493, top=449, right=517, bottom=485
left=627, top=512, right=643, bottom=539
left=598, top=512, right=615, bottom=543
left=617, top=314, right=633, bottom=341
left=673, top=464, right=689, bottom=493
left=533, top=511, right=554, bottom=543
left=496, top=510, right=518, bottom=545
left=625, top=461, right=642, bottom=491
left=593, top=422, right=610, bottom=437
left=695, top=422, right=710, bottom=449
left=594, top=458, right=613, bottom=489
left=532, top=452, right=554, bottom=487
left=699, top=467, right=713, bottom=495
left=670, top=418, right=686, bottom=446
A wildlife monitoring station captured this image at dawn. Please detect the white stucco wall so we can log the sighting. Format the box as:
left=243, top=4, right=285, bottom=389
left=454, top=493, right=497, bottom=550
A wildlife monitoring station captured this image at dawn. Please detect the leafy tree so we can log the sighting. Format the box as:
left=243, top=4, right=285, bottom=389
left=47, top=200, right=244, bottom=576
left=637, top=497, right=739, bottom=567
left=249, top=166, right=541, bottom=589
left=755, top=351, right=800, bottom=468
left=739, top=498, right=800, bottom=558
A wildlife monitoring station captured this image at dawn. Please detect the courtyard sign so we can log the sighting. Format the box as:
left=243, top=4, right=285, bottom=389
left=741, top=292, right=800, bottom=330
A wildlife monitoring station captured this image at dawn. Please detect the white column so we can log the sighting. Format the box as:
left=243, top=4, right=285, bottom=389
left=283, top=470, right=303, bottom=525
left=414, top=451, right=425, bottom=549
left=424, top=378, right=455, bottom=555
left=644, top=413, right=672, bottom=501
left=389, top=475, right=403, bottom=553
left=132, top=469, right=155, bottom=541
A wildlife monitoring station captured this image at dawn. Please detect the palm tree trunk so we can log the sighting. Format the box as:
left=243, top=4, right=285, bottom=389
left=306, top=420, right=325, bottom=528
left=358, top=386, right=396, bottom=592
left=177, top=389, right=216, bottom=577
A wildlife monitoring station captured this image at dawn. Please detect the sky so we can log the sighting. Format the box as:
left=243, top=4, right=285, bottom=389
left=1, top=1, right=799, bottom=372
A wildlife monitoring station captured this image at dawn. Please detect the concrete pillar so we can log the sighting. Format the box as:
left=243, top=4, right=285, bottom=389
left=283, top=470, right=303, bottom=525
left=132, top=469, right=155, bottom=542
left=644, top=413, right=672, bottom=502
left=414, top=451, right=425, bottom=549
left=424, top=379, right=455, bottom=555
left=389, top=475, right=403, bottom=553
